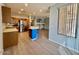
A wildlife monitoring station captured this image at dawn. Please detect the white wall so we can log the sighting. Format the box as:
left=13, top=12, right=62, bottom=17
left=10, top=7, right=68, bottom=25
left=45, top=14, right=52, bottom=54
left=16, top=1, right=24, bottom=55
left=0, top=4, right=3, bottom=55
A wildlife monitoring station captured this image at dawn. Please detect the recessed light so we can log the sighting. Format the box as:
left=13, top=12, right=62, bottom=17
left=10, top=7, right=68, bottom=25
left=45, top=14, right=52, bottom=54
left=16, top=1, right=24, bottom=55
left=18, top=11, right=21, bottom=14
left=25, top=3, right=28, bottom=7
left=39, top=9, right=42, bottom=12
left=21, top=9, right=24, bottom=11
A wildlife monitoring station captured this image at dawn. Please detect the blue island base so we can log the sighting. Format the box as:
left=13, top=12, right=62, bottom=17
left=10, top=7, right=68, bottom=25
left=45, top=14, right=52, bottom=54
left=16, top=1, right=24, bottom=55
left=29, top=29, right=39, bottom=41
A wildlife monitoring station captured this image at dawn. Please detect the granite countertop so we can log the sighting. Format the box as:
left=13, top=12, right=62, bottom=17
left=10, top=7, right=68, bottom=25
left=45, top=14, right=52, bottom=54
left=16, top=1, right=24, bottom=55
left=3, top=27, right=18, bottom=33
left=3, top=23, right=18, bottom=33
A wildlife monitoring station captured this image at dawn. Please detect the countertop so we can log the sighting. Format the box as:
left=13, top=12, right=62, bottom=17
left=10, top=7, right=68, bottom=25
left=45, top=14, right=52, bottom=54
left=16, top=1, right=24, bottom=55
left=3, top=27, right=18, bottom=33
left=29, top=26, right=39, bottom=29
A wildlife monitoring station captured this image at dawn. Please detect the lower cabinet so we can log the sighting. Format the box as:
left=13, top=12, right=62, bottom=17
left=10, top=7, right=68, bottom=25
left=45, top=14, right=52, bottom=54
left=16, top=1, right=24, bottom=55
left=3, top=32, right=18, bottom=49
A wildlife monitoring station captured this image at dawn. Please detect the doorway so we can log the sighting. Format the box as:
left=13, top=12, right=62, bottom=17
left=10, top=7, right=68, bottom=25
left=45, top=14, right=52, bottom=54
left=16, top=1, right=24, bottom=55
left=36, top=17, right=49, bottom=39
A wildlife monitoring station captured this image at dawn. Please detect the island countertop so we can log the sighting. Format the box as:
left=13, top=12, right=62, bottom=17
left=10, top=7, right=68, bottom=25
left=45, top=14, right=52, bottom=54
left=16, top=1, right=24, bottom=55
left=29, top=26, right=39, bottom=29
left=3, top=27, right=18, bottom=33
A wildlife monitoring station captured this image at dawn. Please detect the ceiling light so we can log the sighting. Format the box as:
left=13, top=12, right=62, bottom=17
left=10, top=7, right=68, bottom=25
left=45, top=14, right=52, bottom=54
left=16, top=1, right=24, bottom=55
left=25, top=3, right=28, bottom=7
left=18, top=11, right=21, bottom=14
left=40, top=9, right=42, bottom=12
left=21, top=9, right=24, bottom=11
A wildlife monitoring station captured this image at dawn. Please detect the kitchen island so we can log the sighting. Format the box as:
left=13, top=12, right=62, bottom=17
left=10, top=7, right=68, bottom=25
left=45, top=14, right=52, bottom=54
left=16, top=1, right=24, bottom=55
left=29, top=26, right=39, bottom=41
left=3, top=27, right=18, bottom=49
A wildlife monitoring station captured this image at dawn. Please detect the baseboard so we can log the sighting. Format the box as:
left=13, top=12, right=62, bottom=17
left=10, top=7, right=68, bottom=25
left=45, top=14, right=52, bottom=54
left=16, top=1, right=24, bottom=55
left=0, top=49, right=3, bottom=55
left=49, top=39, right=79, bottom=54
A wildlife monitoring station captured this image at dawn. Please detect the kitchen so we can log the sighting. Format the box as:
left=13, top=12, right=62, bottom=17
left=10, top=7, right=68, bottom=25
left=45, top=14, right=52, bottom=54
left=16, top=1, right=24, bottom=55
left=2, top=3, right=49, bottom=54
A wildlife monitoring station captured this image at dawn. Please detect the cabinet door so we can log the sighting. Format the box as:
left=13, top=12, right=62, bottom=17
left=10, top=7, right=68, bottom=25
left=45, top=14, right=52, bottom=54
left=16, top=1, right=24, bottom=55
left=10, top=32, right=18, bottom=46
left=3, top=33, right=11, bottom=49
left=3, top=32, right=18, bottom=49
left=2, top=6, right=11, bottom=23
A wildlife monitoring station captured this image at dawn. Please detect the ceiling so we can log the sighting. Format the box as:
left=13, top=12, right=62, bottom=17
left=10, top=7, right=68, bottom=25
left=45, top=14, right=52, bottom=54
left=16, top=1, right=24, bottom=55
left=5, top=3, right=54, bottom=17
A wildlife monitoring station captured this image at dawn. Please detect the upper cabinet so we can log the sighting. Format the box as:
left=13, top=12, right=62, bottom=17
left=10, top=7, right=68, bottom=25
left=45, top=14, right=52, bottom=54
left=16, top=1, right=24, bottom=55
left=2, top=6, right=11, bottom=23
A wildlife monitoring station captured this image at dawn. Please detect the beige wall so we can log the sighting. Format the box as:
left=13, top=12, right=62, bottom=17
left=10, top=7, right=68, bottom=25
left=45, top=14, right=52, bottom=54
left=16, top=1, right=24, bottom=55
left=0, top=4, right=3, bottom=55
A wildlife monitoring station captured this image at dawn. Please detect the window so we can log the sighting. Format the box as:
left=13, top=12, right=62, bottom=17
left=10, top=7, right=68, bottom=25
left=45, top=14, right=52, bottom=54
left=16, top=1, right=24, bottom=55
left=58, top=4, right=78, bottom=38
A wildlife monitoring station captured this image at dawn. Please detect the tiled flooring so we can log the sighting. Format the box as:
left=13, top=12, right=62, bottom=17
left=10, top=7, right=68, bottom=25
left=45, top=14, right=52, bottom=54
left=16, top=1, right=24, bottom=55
left=3, top=30, right=78, bottom=55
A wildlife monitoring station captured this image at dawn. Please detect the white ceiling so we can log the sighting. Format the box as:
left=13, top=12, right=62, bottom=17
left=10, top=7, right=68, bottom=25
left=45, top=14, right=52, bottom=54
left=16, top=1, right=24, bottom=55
left=5, top=3, right=54, bottom=17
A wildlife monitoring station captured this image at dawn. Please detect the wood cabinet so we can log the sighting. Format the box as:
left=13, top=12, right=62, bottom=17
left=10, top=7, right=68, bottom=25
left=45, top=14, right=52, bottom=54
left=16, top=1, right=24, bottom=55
left=3, top=31, right=18, bottom=49
left=2, top=6, right=11, bottom=23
